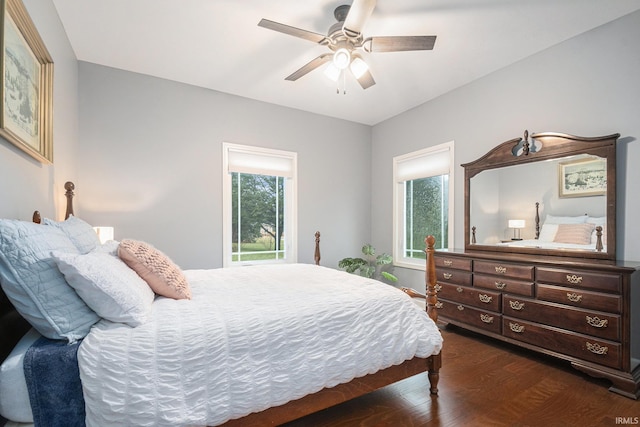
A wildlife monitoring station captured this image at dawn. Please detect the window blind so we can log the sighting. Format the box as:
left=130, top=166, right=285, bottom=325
left=226, top=145, right=295, bottom=178
left=395, top=146, right=451, bottom=182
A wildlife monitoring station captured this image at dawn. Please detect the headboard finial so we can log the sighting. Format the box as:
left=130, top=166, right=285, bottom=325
left=64, top=181, right=75, bottom=219
left=314, top=231, right=321, bottom=266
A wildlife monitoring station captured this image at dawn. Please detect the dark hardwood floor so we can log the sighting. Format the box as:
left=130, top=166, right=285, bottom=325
left=283, top=324, right=640, bottom=427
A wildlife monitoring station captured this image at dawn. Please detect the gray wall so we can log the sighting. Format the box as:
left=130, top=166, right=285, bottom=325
left=0, top=0, right=79, bottom=220
left=371, top=10, right=640, bottom=292
left=76, top=63, right=372, bottom=269
left=2, top=3, right=638, bottom=284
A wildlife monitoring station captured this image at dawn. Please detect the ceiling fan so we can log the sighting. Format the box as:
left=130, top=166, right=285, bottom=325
left=258, top=0, right=437, bottom=90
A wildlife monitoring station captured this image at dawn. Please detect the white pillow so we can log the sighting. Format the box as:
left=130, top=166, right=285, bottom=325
left=0, top=328, right=40, bottom=423
left=586, top=216, right=606, bottom=226
left=44, top=215, right=101, bottom=254
left=544, top=214, right=587, bottom=224
left=0, top=219, right=100, bottom=342
left=538, top=223, right=558, bottom=242
left=53, top=250, right=155, bottom=326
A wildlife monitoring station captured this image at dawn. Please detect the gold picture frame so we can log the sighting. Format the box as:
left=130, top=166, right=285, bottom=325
left=558, top=157, right=606, bottom=198
left=0, top=0, right=53, bottom=164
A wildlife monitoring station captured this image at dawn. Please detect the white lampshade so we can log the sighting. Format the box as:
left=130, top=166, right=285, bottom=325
left=324, top=62, right=341, bottom=81
left=93, top=226, right=114, bottom=244
left=350, top=57, right=369, bottom=79
left=508, top=219, right=525, bottom=229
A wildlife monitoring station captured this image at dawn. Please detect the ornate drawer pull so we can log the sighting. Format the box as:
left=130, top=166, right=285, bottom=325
left=435, top=302, right=443, bottom=309
left=509, top=322, right=525, bottom=333
left=457, top=305, right=465, bottom=311
left=509, top=300, right=525, bottom=311
left=480, top=313, right=494, bottom=324
left=443, top=273, right=452, bottom=279
left=567, top=292, right=583, bottom=303
left=494, top=281, right=506, bottom=289
left=586, top=342, right=608, bottom=355
left=435, top=284, right=442, bottom=292
left=479, top=294, right=493, bottom=303
left=495, top=266, right=507, bottom=274
left=586, top=316, right=608, bottom=328
left=456, top=287, right=463, bottom=293
left=566, top=274, right=583, bottom=284
left=443, top=259, right=453, bottom=266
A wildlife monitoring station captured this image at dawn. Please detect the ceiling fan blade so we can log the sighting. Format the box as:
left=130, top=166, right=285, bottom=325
left=258, top=19, right=328, bottom=44
left=343, top=0, right=376, bottom=38
left=364, top=35, right=437, bottom=52
left=285, top=53, right=333, bottom=81
left=356, top=69, right=376, bottom=90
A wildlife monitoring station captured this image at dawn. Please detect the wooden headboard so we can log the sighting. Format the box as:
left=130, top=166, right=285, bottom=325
left=0, top=182, right=76, bottom=361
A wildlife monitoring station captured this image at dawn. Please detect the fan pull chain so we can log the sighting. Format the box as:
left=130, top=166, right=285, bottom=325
left=342, top=70, right=347, bottom=95
left=335, top=71, right=347, bottom=95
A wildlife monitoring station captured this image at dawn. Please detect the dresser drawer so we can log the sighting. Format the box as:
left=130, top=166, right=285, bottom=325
left=437, top=269, right=472, bottom=286
left=439, top=300, right=502, bottom=334
left=474, top=260, right=534, bottom=281
left=437, top=282, right=501, bottom=311
left=474, top=274, right=534, bottom=297
left=503, top=317, right=621, bottom=369
left=503, top=296, right=620, bottom=341
left=537, top=284, right=622, bottom=314
left=536, top=267, right=620, bottom=293
left=435, top=256, right=471, bottom=271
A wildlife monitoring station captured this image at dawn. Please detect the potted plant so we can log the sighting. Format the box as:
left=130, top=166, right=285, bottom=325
left=338, top=244, right=398, bottom=284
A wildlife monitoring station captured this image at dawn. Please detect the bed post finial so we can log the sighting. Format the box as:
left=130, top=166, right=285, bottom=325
left=32, top=211, right=41, bottom=224
left=64, top=181, right=75, bottom=219
left=535, top=202, right=540, bottom=239
left=314, top=231, right=321, bottom=265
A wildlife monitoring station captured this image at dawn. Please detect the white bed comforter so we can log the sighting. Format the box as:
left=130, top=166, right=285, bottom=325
left=78, top=264, right=443, bottom=427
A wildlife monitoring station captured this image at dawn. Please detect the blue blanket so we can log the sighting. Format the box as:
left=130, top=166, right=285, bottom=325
left=23, top=337, right=85, bottom=427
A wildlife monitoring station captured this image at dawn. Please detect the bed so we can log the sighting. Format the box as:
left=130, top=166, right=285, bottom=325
left=473, top=203, right=606, bottom=252
left=0, top=182, right=443, bottom=427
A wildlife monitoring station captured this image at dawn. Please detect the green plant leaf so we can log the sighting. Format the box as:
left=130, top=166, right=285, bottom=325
left=361, top=244, right=375, bottom=256
left=376, top=253, right=392, bottom=265
left=360, top=265, right=375, bottom=278
left=381, top=271, right=398, bottom=282
left=338, top=257, right=367, bottom=274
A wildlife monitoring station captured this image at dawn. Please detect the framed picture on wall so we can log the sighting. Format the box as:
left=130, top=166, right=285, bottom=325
left=0, top=0, right=53, bottom=164
left=558, top=157, right=607, bottom=198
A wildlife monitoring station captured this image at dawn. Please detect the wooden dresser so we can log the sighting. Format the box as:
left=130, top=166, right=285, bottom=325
left=435, top=249, right=640, bottom=399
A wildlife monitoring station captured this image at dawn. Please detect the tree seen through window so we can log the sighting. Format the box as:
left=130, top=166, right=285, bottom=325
left=231, top=172, right=285, bottom=262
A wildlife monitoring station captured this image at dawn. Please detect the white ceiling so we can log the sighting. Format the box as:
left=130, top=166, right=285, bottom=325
left=51, top=0, right=640, bottom=126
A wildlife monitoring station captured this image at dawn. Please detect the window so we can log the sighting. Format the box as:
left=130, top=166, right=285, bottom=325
left=222, top=143, right=297, bottom=267
left=393, top=142, right=454, bottom=269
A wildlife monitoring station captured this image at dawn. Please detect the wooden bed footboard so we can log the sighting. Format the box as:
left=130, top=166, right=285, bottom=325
left=222, top=235, right=442, bottom=427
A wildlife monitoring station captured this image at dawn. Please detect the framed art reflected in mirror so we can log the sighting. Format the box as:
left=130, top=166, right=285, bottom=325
left=558, top=157, right=607, bottom=198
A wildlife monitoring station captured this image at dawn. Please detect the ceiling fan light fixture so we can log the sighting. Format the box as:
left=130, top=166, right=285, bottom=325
left=324, top=62, right=341, bottom=81
left=350, top=56, right=369, bottom=79
left=333, top=48, right=351, bottom=70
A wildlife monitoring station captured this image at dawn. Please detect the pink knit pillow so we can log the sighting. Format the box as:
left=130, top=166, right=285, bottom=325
left=553, top=223, right=594, bottom=246
left=118, top=239, right=191, bottom=299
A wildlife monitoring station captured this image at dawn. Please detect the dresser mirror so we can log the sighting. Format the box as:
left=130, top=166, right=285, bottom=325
left=463, top=131, right=618, bottom=260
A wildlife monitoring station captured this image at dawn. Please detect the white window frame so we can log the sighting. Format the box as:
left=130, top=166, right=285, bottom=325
left=392, top=141, right=454, bottom=270
left=222, top=142, right=298, bottom=267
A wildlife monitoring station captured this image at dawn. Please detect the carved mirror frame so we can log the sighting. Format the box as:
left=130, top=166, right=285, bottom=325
left=463, top=131, right=618, bottom=261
